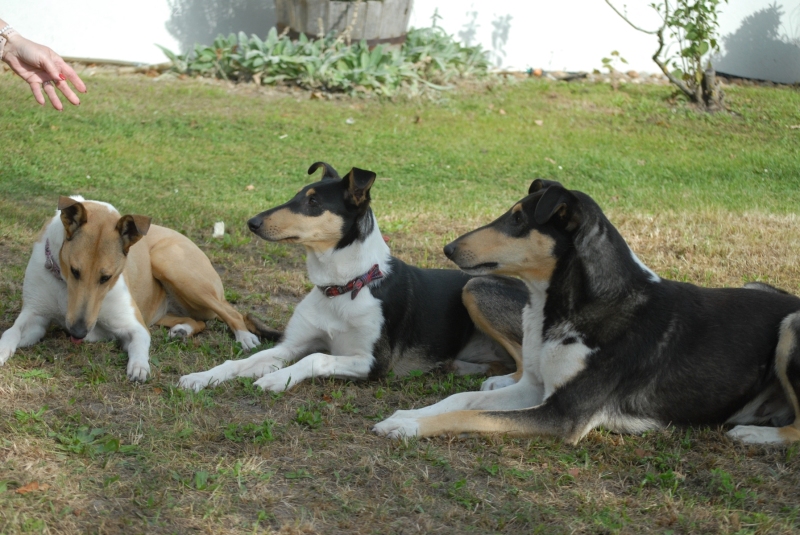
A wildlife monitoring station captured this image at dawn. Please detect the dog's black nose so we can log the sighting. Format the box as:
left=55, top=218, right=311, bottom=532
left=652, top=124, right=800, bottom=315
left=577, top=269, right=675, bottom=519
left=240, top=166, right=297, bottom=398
left=68, top=322, right=88, bottom=340
left=443, top=242, right=456, bottom=258
left=247, top=216, right=262, bottom=233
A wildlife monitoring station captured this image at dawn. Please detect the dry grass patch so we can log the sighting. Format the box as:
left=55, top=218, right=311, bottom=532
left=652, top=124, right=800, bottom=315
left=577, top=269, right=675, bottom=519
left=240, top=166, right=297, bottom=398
left=2, top=206, right=800, bottom=533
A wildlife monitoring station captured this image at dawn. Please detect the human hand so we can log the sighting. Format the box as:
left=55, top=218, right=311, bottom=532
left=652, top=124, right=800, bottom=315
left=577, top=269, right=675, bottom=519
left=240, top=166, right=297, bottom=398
left=2, top=31, right=87, bottom=111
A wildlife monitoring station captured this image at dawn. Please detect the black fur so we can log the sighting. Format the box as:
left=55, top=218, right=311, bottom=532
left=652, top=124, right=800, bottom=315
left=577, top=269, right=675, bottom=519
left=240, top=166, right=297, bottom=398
left=446, top=182, right=800, bottom=440
left=523, top=184, right=800, bottom=429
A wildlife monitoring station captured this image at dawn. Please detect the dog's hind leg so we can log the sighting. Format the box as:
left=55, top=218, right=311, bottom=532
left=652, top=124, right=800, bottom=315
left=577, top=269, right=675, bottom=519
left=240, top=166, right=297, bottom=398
left=0, top=309, right=50, bottom=365
left=461, top=276, right=527, bottom=391
left=729, top=312, right=800, bottom=444
left=155, top=314, right=207, bottom=339
left=149, top=237, right=261, bottom=351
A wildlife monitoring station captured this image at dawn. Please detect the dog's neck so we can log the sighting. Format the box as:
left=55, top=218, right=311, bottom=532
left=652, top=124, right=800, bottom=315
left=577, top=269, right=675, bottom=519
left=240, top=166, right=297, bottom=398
left=305, top=211, right=392, bottom=287
left=549, top=211, right=659, bottom=315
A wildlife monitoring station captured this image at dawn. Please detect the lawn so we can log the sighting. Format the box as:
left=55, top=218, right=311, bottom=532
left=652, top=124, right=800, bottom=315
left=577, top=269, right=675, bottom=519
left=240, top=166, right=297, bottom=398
left=1, top=70, right=799, bottom=534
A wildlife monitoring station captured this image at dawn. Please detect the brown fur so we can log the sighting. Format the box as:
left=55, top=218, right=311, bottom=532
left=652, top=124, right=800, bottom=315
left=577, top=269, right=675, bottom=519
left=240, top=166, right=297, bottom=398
left=57, top=197, right=259, bottom=349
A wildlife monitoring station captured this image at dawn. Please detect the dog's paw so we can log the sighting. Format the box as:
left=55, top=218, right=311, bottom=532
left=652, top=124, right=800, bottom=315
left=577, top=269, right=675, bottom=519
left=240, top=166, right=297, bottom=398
left=178, top=372, right=217, bottom=392
left=127, top=360, right=150, bottom=382
left=235, top=330, right=260, bottom=352
left=0, top=343, right=16, bottom=365
left=254, top=370, right=294, bottom=392
left=480, top=374, right=516, bottom=391
left=169, top=324, right=193, bottom=338
left=372, top=418, right=420, bottom=439
left=727, top=425, right=785, bottom=444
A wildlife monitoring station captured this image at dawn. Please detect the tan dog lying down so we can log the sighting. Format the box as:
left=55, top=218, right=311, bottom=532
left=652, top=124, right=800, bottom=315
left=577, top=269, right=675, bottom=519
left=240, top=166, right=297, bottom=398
left=0, top=196, right=267, bottom=381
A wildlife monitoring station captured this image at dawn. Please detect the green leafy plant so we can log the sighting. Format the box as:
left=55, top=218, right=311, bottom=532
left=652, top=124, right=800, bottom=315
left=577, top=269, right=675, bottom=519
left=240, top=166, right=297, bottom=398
left=159, top=26, right=490, bottom=96
left=50, top=427, right=136, bottom=458
left=605, top=0, right=728, bottom=110
left=295, top=402, right=325, bottom=429
left=601, top=50, right=628, bottom=90
left=223, top=419, right=276, bottom=444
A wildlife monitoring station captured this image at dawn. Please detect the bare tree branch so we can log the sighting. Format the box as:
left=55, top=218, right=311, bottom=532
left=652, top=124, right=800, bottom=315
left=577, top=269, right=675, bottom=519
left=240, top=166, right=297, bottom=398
left=604, top=0, right=658, bottom=34
left=653, top=27, right=693, bottom=99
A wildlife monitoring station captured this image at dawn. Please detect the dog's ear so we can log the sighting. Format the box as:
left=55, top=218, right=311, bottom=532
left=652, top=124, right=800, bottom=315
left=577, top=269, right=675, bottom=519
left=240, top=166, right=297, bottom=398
left=528, top=179, right=563, bottom=195
left=116, top=214, right=151, bottom=255
left=343, top=167, right=377, bottom=207
left=534, top=185, right=578, bottom=228
left=58, top=196, right=88, bottom=240
left=307, top=161, right=341, bottom=181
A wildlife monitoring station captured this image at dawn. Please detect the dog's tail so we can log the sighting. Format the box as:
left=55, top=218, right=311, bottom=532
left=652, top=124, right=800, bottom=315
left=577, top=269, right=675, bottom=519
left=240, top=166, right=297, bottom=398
left=245, top=313, right=283, bottom=343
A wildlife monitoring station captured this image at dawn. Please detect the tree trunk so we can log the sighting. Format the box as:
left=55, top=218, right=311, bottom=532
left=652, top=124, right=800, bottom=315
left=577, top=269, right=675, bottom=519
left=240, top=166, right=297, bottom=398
left=701, top=68, right=725, bottom=112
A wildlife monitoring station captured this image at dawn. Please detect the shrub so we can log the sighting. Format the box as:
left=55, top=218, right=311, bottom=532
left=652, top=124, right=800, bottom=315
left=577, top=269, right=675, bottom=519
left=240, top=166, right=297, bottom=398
left=159, top=26, right=490, bottom=95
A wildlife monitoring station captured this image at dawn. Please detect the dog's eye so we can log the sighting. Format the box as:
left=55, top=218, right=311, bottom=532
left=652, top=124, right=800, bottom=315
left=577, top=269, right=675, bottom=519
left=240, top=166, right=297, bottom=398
left=512, top=211, right=524, bottom=225
left=307, top=195, right=318, bottom=207
left=70, top=267, right=80, bottom=280
left=99, top=274, right=111, bottom=284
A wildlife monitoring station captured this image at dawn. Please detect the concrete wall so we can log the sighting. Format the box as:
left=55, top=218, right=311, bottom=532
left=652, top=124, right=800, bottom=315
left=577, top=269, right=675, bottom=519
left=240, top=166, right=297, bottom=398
left=2, top=0, right=797, bottom=82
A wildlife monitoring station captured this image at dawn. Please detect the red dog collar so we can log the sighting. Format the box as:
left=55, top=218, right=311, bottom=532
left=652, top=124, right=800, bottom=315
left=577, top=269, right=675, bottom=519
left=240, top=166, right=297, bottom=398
left=320, top=264, right=384, bottom=300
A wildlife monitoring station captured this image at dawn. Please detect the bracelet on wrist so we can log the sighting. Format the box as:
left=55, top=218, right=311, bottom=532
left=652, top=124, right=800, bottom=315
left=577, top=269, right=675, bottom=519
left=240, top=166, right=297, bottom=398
left=0, top=25, right=15, bottom=61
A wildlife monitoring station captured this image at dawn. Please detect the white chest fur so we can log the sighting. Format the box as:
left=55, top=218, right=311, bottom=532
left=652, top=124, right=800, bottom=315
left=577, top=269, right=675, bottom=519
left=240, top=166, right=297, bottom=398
left=521, top=283, right=594, bottom=401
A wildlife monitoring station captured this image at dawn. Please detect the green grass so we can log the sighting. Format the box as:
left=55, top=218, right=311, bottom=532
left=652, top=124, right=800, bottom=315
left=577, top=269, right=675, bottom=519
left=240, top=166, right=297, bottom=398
left=0, top=71, right=799, bottom=534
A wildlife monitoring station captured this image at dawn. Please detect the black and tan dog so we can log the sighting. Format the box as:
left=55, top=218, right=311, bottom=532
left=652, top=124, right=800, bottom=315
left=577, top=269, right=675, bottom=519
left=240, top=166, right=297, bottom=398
left=180, top=162, right=528, bottom=392
left=374, top=180, right=800, bottom=445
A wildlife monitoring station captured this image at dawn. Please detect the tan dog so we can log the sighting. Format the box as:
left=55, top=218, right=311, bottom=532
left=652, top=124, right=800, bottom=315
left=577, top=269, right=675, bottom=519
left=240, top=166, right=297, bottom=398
left=0, top=196, right=267, bottom=381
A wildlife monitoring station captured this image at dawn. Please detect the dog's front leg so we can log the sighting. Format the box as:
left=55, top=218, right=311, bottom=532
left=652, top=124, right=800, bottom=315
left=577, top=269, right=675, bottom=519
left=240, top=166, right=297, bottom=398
left=373, top=377, right=544, bottom=436
left=375, top=393, right=588, bottom=442
left=0, top=309, right=51, bottom=365
left=253, top=353, right=376, bottom=392
left=179, top=344, right=300, bottom=392
left=117, top=324, right=152, bottom=382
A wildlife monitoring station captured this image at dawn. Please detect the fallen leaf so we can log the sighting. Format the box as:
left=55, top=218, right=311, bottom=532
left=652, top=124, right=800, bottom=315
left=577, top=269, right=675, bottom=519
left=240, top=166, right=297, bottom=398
left=322, top=394, right=333, bottom=403
left=789, top=125, right=800, bottom=129
left=634, top=448, right=647, bottom=458
left=545, top=157, right=557, bottom=165
left=152, top=387, right=163, bottom=395
left=16, top=482, right=49, bottom=494
left=568, top=468, right=580, bottom=477
left=499, top=109, right=507, bottom=115
left=245, top=184, right=255, bottom=191
left=534, top=119, right=544, bottom=126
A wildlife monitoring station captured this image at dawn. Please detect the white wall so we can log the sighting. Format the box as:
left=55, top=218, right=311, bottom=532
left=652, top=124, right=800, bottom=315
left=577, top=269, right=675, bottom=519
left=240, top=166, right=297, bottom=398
left=2, top=0, right=798, bottom=82
left=410, top=0, right=800, bottom=82
left=2, top=0, right=180, bottom=65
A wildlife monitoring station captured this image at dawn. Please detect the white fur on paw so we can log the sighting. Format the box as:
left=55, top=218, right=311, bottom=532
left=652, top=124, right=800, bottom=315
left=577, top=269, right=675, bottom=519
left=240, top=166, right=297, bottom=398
left=728, top=425, right=785, bottom=444
left=178, top=372, right=216, bottom=392
left=127, top=360, right=150, bottom=382
left=254, top=371, right=293, bottom=392
left=0, top=343, right=16, bottom=365
left=480, top=374, right=516, bottom=391
left=169, top=324, right=193, bottom=338
left=235, top=330, right=260, bottom=351
left=372, top=418, right=420, bottom=439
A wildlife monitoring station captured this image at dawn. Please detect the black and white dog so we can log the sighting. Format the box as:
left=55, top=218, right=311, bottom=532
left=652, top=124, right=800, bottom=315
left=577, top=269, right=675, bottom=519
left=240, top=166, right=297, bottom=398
left=374, top=180, right=800, bottom=445
left=179, top=162, right=528, bottom=392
